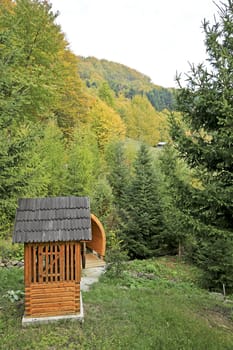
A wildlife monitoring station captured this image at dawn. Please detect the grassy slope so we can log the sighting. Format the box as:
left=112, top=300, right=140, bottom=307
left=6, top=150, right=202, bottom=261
left=1, top=257, right=233, bottom=350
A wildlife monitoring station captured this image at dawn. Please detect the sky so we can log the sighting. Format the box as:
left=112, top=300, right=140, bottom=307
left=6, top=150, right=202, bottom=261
left=50, top=0, right=218, bottom=88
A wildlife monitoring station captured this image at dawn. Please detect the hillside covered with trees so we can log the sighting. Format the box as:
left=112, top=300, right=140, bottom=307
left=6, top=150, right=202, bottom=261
left=1, top=0, right=233, bottom=296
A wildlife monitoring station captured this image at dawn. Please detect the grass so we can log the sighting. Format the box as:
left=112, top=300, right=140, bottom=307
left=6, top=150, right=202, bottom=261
left=1, top=257, right=233, bottom=349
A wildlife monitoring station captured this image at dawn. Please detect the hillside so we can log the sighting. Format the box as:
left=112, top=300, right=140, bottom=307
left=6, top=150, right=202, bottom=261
left=77, top=56, right=175, bottom=145
left=77, top=56, right=176, bottom=111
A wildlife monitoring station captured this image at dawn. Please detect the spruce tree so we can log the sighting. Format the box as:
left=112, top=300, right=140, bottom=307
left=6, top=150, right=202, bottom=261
left=159, top=145, right=193, bottom=257
left=122, top=144, right=164, bottom=259
left=106, top=141, right=130, bottom=207
left=170, top=1, right=233, bottom=291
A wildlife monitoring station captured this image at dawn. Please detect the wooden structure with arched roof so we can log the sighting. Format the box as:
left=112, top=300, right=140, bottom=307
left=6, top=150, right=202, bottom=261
left=12, top=196, right=106, bottom=325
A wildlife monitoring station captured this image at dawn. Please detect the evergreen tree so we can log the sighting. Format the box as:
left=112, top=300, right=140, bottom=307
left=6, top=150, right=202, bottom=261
left=106, top=141, right=130, bottom=206
left=122, top=144, right=164, bottom=259
left=0, top=123, right=48, bottom=237
left=159, top=145, right=195, bottom=257
left=170, top=1, right=233, bottom=291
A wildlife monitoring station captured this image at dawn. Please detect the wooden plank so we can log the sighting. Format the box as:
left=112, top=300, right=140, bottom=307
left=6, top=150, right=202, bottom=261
left=29, top=296, right=78, bottom=304
left=29, top=300, right=76, bottom=308
left=38, top=245, right=43, bottom=283
left=30, top=308, right=77, bottom=315
left=29, top=309, right=77, bottom=317
left=60, top=244, right=65, bottom=281
left=53, top=245, right=57, bottom=282
left=30, top=300, right=76, bottom=307
left=29, top=293, right=76, bottom=300
left=45, top=245, right=49, bottom=283
left=33, top=245, right=37, bottom=283
left=29, top=288, right=75, bottom=295
left=24, top=245, right=29, bottom=285
left=75, top=243, right=81, bottom=282
left=30, top=305, right=76, bottom=313
left=66, top=244, right=70, bottom=280
left=29, top=281, right=76, bottom=289
left=70, top=243, right=74, bottom=281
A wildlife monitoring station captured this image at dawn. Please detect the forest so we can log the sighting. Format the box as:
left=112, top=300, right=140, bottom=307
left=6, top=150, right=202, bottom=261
left=0, top=0, right=233, bottom=294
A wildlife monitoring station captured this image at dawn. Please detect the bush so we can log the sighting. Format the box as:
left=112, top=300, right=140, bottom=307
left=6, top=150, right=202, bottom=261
left=0, top=240, right=24, bottom=261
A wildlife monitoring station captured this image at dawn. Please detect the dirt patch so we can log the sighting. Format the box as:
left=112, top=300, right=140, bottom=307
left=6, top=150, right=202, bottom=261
left=199, top=305, right=233, bottom=332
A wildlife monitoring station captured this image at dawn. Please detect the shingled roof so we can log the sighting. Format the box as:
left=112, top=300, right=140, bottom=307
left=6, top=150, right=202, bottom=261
left=12, top=196, right=92, bottom=243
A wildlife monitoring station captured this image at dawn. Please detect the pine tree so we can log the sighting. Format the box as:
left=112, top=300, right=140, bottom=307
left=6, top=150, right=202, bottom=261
left=122, top=144, right=164, bottom=259
left=170, top=0, right=233, bottom=291
left=159, top=145, right=195, bottom=257
left=106, top=141, right=130, bottom=206
left=0, top=123, right=48, bottom=237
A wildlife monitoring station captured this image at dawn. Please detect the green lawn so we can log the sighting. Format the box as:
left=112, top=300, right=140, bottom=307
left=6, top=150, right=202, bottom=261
left=1, top=258, right=233, bottom=350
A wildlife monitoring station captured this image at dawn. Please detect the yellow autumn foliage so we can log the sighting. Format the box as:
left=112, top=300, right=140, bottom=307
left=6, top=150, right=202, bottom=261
left=87, top=98, right=126, bottom=149
left=116, top=95, right=169, bottom=146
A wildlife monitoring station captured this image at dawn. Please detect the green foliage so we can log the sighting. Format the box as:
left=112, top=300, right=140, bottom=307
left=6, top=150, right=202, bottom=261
left=78, top=56, right=154, bottom=95
left=122, top=144, right=165, bottom=258
left=105, top=141, right=130, bottom=206
left=98, top=81, right=115, bottom=107
left=122, top=94, right=168, bottom=146
left=36, top=120, right=67, bottom=196
left=88, top=98, right=126, bottom=150
left=170, top=1, right=233, bottom=291
left=4, top=289, right=24, bottom=303
left=146, top=87, right=176, bottom=111
left=105, top=230, right=128, bottom=278
left=91, top=176, right=115, bottom=228
left=78, top=56, right=173, bottom=145
left=0, top=240, right=23, bottom=261
left=0, top=0, right=63, bottom=124
left=0, top=123, right=48, bottom=237
left=64, top=128, right=100, bottom=196
left=159, top=145, right=195, bottom=256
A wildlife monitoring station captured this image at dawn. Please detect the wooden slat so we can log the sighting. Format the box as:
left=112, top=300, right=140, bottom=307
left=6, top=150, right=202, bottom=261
left=24, top=245, right=29, bottom=285
left=29, top=295, right=79, bottom=303
left=45, top=245, right=49, bottom=282
left=24, top=241, right=82, bottom=318
left=75, top=243, right=81, bottom=282
left=53, top=245, right=57, bottom=282
left=29, top=281, right=76, bottom=289
left=25, top=282, right=80, bottom=317
left=29, top=289, right=76, bottom=296
left=38, top=245, right=43, bottom=283
left=29, top=309, right=77, bottom=317
left=60, top=244, right=64, bottom=281
left=66, top=244, right=69, bottom=280
left=30, top=300, right=76, bottom=307
left=70, top=244, right=74, bottom=281
left=33, top=246, right=37, bottom=283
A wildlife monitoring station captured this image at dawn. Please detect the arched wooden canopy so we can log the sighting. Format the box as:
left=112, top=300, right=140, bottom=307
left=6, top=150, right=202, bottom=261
left=86, top=214, right=106, bottom=258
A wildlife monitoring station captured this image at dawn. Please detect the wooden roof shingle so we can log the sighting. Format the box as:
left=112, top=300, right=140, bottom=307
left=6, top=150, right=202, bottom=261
left=12, top=196, right=92, bottom=243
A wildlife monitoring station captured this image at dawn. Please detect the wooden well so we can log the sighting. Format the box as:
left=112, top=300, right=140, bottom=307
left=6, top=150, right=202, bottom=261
left=12, top=196, right=93, bottom=324
left=24, top=241, right=81, bottom=318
